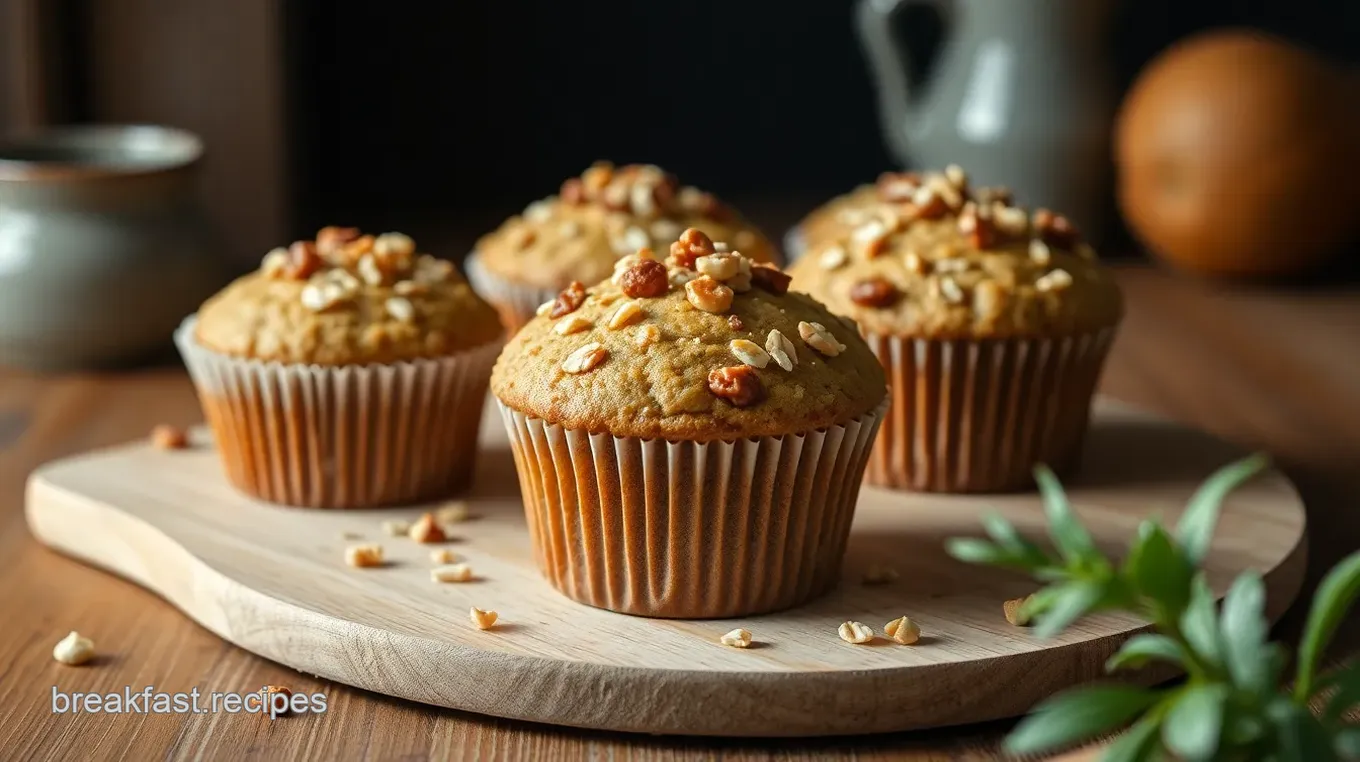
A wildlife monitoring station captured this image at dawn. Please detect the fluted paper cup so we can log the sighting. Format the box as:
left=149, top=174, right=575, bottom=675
left=463, top=252, right=561, bottom=335
left=175, top=317, right=501, bottom=509
left=864, top=328, right=1117, bottom=493
left=498, top=399, right=887, bottom=618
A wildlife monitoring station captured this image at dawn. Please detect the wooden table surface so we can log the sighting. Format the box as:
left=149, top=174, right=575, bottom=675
left=3, top=265, right=1359, bottom=761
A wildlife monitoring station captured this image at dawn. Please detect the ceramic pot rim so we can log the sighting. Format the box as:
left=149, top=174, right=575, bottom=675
left=0, top=125, right=203, bottom=182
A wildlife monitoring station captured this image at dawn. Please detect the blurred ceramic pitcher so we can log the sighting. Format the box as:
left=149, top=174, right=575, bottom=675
left=856, top=0, right=1119, bottom=242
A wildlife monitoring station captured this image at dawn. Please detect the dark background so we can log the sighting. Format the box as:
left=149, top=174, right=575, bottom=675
left=284, top=0, right=1360, bottom=242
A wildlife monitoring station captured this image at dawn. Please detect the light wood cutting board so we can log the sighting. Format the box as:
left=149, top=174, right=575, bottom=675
left=24, top=396, right=1308, bottom=737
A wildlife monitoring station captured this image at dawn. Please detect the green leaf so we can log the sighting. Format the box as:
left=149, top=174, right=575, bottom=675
left=1336, top=728, right=1360, bottom=759
left=980, top=512, right=1050, bottom=567
left=1106, top=633, right=1188, bottom=672
left=1321, top=661, right=1360, bottom=724
left=1174, top=453, right=1269, bottom=565
left=1161, top=684, right=1226, bottom=761
left=1035, top=465, right=1099, bottom=564
left=1034, top=579, right=1106, bottom=639
left=1220, top=570, right=1269, bottom=693
left=1099, top=714, right=1163, bottom=762
left=1179, top=574, right=1223, bottom=667
left=1122, top=522, right=1192, bottom=612
left=1004, top=685, right=1161, bottom=756
left=1266, top=697, right=1339, bottom=762
left=944, top=537, right=1009, bottom=566
left=1296, top=551, right=1360, bottom=701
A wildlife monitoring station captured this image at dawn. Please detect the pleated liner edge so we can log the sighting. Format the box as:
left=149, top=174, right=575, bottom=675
left=463, top=252, right=560, bottom=336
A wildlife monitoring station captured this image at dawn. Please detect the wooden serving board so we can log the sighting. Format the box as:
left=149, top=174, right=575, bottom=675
left=25, top=397, right=1307, bottom=737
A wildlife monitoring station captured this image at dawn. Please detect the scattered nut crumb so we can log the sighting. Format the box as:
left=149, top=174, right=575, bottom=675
left=719, top=628, right=753, bottom=648
left=408, top=513, right=447, bottom=544
left=862, top=564, right=899, bottom=585
left=150, top=424, right=188, bottom=450
left=884, top=616, right=921, bottom=645
left=432, top=563, right=475, bottom=583
left=381, top=519, right=411, bottom=537
left=1029, top=239, right=1052, bottom=265
left=1004, top=596, right=1034, bottom=627
left=435, top=502, right=471, bottom=524
left=470, top=607, right=499, bottom=630
left=429, top=548, right=458, bottom=564
left=838, top=621, right=875, bottom=645
left=262, top=685, right=293, bottom=714
left=346, top=545, right=384, bottom=568
left=52, top=631, right=95, bottom=666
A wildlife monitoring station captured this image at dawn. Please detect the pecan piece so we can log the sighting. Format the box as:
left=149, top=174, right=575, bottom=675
left=707, top=365, right=765, bottom=407
left=316, top=226, right=360, bottom=255
left=850, top=278, right=899, bottom=308
left=958, top=202, right=998, bottom=249
left=618, top=260, right=669, bottom=298
left=669, top=227, right=715, bottom=269
left=750, top=265, right=791, bottom=295
left=560, top=178, right=586, bottom=205
left=1032, top=209, right=1080, bottom=249
left=284, top=240, right=322, bottom=279
left=548, top=281, right=587, bottom=318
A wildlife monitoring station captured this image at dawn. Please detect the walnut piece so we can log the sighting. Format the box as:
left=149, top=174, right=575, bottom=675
left=150, top=424, right=188, bottom=450
left=1033, top=209, right=1080, bottom=249
left=431, top=563, right=474, bottom=583
left=1004, top=596, right=1035, bottom=627
left=562, top=342, right=608, bottom=374
left=670, top=227, right=715, bottom=269
left=470, top=607, right=499, bottom=630
left=884, top=616, right=921, bottom=645
left=315, top=226, right=360, bottom=256
left=284, top=241, right=322, bottom=280
left=619, top=260, right=669, bottom=299
left=729, top=339, right=770, bottom=369
left=696, top=252, right=741, bottom=282
left=52, top=631, right=95, bottom=666
left=345, top=544, right=384, bottom=568
left=850, top=278, right=899, bottom=308
left=548, top=281, right=587, bottom=319
left=707, top=365, right=765, bottom=407
left=408, top=512, right=446, bottom=544
left=837, top=621, right=874, bottom=644
left=685, top=276, right=734, bottom=313
left=719, top=628, right=753, bottom=648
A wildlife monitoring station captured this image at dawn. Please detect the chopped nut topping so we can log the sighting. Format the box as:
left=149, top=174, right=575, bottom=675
left=685, top=276, right=734, bottom=313
left=1033, top=208, right=1080, bottom=249
left=876, top=170, right=921, bottom=202
left=1035, top=268, right=1074, bottom=292
left=300, top=281, right=349, bottom=312
left=957, top=201, right=998, bottom=249
left=884, top=616, right=922, bottom=645
left=619, top=260, right=669, bottom=299
left=750, top=265, right=792, bottom=295
left=385, top=296, right=416, bottom=323
left=536, top=300, right=555, bottom=317
left=582, top=162, right=613, bottom=192
left=939, top=276, right=965, bottom=304
left=944, top=163, right=967, bottom=188
left=670, top=228, right=715, bottom=269
left=394, top=280, right=427, bottom=297
left=408, top=512, right=447, bottom=544
left=607, top=300, right=644, bottom=330
left=554, top=314, right=592, bottom=335
left=1029, top=239, right=1052, bottom=265
left=636, top=324, right=661, bottom=348
left=413, top=256, right=454, bottom=284
left=346, top=544, right=384, bottom=568
left=284, top=241, right=323, bottom=280
left=729, top=339, right=771, bottom=368
left=696, top=252, right=741, bottom=281
left=52, top=631, right=95, bottom=666
left=850, top=277, right=899, bottom=308
left=727, top=314, right=745, bottom=332
left=819, top=246, right=848, bottom=270
left=151, top=424, right=188, bottom=450
left=548, top=281, right=587, bottom=318
left=1004, top=595, right=1034, bottom=627
left=719, top=628, right=753, bottom=648
left=975, top=185, right=1013, bottom=205
left=357, top=255, right=384, bottom=286
left=560, top=178, right=586, bottom=204
left=316, top=226, right=361, bottom=256
left=707, top=365, right=765, bottom=407
left=903, top=251, right=926, bottom=274
left=838, top=621, right=874, bottom=644
left=381, top=519, right=410, bottom=536
left=436, top=501, right=470, bottom=524
left=765, top=329, right=797, bottom=371
left=562, top=342, right=608, bottom=374
left=862, top=564, right=899, bottom=585
left=261, top=247, right=290, bottom=278
left=523, top=200, right=554, bottom=223
left=910, top=184, right=950, bottom=219
left=933, top=257, right=969, bottom=274
left=668, top=268, right=696, bottom=287
left=798, top=321, right=845, bottom=357
left=712, top=240, right=731, bottom=253
left=926, top=173, right=964, bottom=209
left=337, top=234, right=376, bottom=265
left=993, top=204, right=1029, bottom=237
left=430, top=548, right=458, bottom=564
left=374, top=231, right=415, bottom=259
left=431, top=563, right=474, bottom=583
left=470, top=607, right=499, bottom=630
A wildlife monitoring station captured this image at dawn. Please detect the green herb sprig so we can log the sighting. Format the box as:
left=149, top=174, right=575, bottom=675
left=945, top=454, right=1360, bottom=761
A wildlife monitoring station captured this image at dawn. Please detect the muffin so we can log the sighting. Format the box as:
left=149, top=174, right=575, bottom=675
left=176, top=227, right=503, bottom=508
left=492, top=229, right=888, bottom=618
left=467, top=162, right=778, bottom=333
left=788, top=167, right=1122, bottom=493
left=789, top=172, right=1016, bottom=261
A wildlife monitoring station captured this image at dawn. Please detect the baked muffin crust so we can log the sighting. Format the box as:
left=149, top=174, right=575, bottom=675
left=196, top=227, right=502, bottom=365
left=475, top=162, right=777, bottom=291
left=492, top=229, right=887, bottom=442
left=789, top=168, right=1122, bottom=339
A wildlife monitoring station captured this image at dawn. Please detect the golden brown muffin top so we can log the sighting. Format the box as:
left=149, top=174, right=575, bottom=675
left=788, top=167, right=1123, bottom=339
left=474, top=162, right=777, bottom=290
left=795, top=184, right=879, bottom=251
left=491, top=229, right=888, bottom=442
left=195, top=227, right=502, bottom=365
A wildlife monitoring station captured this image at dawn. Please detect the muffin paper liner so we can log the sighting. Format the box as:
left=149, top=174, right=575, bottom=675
left=864, top=328, right=1117, bottom=493
left=463, top=252, right=560, bottom=335
left=498, top=399, right=887, bottom=618
left=174, top=317, right=501, bottom=509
